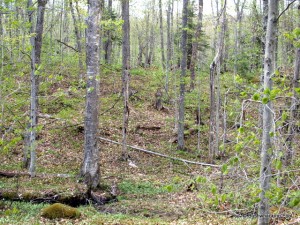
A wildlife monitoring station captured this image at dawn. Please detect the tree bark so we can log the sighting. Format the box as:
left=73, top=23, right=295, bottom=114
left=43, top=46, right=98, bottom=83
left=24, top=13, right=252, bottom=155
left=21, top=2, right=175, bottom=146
left=258, top=0, right=278, bottom=224
left=121, top=0, right=130, bottom=160
left=177, top=0, right=189, bottom=150
left=189, top=0, right=203, bottom=90
left=80, top=0, right=101, bottom=191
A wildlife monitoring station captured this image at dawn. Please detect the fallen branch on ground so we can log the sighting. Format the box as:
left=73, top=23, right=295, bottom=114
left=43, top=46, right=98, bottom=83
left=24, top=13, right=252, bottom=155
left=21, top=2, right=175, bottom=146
left=98, top=137, right=221, bottom=168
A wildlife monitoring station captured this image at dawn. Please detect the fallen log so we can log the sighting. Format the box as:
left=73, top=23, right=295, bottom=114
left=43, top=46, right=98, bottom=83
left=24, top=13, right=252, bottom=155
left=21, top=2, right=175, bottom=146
left=0, top=171, right=74, bottom=178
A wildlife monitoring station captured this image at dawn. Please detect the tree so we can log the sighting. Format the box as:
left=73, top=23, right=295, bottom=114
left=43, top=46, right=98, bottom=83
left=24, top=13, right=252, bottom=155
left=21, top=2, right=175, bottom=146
left=258, top=0, right=279, bottom=224
left=209, top=0, right=226, bottom=160
left=80, top=0, right=101, bottom=191
left=177, top=0, right=189, bottom=150
left=25, top=0, right=47, bottom=176
left=121, top=0, right=130, bottom=160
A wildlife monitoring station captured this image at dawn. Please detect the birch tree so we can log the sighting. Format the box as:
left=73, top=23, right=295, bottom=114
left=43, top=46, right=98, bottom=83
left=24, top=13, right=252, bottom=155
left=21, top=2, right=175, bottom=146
left=80, top=0, right=101, bottom=191
left=258, top=0, right=278, bottom=224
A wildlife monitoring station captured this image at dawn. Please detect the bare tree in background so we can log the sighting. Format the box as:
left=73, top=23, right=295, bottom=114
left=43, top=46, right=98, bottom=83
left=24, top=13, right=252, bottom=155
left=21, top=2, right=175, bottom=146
left=189, top=0, right=203, bottom=90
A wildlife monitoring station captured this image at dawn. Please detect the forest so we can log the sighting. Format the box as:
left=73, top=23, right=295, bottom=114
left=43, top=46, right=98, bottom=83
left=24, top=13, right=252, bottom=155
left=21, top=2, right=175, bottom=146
left=0, top=0, right=300, bottom=224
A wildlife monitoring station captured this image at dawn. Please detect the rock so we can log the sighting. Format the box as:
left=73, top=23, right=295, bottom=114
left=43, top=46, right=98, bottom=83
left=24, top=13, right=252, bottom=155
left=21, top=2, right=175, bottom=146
left=41, top=203, right=81, bottom=219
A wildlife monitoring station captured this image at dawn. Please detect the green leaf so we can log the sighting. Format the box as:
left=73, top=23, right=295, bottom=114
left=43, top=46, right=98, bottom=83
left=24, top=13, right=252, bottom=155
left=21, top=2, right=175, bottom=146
left=262, top=97, right=269, bottom=104
left=164, top=185, right=173, bottom=192
left=264, top=88, right=271, bottom=95
left=221, top=164, right=228, bottom=175
left=196, top=176, right=207, bottom=183
left=238, top=127, right=245, bottom=133
left=253, top=93, right=260, bottom=101
left=275, top=160, right=282, bottom=170
left=211, top=185, right=217, bottom=195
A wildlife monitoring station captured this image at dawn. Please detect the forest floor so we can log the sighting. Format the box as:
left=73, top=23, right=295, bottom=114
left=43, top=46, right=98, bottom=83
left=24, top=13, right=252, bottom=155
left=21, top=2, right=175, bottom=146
left=0, top=65, right=298, bottom=224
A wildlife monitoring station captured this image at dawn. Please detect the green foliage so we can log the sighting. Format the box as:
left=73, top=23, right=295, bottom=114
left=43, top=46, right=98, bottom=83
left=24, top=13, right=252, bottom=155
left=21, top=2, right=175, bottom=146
left=289, top=191, right=300, bottom=207
left=119, top=181, right=166, bottom=196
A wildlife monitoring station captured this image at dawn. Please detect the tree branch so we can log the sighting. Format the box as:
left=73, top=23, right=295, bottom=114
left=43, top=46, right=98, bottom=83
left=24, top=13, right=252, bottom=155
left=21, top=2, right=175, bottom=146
left=98, top=136, right=221, bottom=168
left=56, top=39, right=78, bottom=52
left=277, top=0, right=297, bottom=21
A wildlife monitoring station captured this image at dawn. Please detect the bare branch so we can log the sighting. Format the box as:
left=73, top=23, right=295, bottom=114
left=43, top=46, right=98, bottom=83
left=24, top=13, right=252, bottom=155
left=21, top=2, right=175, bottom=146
left=277, top=0, right=297, bottom=21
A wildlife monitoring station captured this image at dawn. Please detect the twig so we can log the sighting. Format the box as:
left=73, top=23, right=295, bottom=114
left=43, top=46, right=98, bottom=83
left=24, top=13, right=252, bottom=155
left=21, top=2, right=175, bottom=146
left=56, top=39, right=78, bottom=52
left=100, top=95, right=122, bottom=116
left=98, top=136, right=221, bottom=168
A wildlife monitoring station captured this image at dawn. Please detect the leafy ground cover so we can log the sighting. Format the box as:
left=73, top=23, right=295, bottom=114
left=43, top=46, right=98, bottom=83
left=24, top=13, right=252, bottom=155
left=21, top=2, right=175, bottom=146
left=0, top=64, right=299, bottom=224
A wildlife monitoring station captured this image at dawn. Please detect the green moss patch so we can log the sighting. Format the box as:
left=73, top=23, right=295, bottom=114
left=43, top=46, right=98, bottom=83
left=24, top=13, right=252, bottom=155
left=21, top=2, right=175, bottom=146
left=41, top=203, right=80, bottom=219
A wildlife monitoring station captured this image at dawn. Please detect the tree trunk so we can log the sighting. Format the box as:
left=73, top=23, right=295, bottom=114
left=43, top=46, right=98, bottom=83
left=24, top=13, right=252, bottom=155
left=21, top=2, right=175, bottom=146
left=158, top=0, right=166, bottom=70
left=80, top=0, right=101, bottom=191
left=121, top=0, right=130, bottom=160
left=258, top=0, right=278, bottom=224
left=209, top=1, right=226, bottom=160
left=70, top=0, right=84, bottom=79
left=104, top=0, right=113, bottom=64
left=177, top=0, right=189, bottom=150
left=147, top=0, right=155, bottom=66
left=26, top=0, right=47, bottom=177
left=189, top=0, right=203, bottom=90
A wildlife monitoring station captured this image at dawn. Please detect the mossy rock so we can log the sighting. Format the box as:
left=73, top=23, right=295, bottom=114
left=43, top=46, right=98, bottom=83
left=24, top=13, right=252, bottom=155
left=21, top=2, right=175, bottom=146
left=41, top=203, right=81, bottom=219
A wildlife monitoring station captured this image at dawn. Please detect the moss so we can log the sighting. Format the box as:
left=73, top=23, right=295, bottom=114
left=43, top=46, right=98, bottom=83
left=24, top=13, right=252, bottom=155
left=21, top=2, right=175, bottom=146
left=41, top=203, right=81, bottom=219
left=2, top=191, right=18, bottom=199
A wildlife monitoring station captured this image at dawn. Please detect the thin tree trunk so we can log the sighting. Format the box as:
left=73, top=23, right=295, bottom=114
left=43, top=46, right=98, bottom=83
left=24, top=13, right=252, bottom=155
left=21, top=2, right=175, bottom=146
left=80, top=0, right=101, bottom=191
left=258, top=0, right=278, bottom=224
left=147, top=0, right=155, bottom=66
left=177, top=0, right=189, bottom=150
left=121, top=0, right=130, bottom=160
left=70, top=0, right=84, bottom=79
left=189, top=0, right=203, bottom=90
left=104, top=0, right=112, bottom=64
left=28, top=0, right=47, bottom=177
left=166, top=0, right=172, bottom=93
left=159, top=0, right=166, bottom=70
